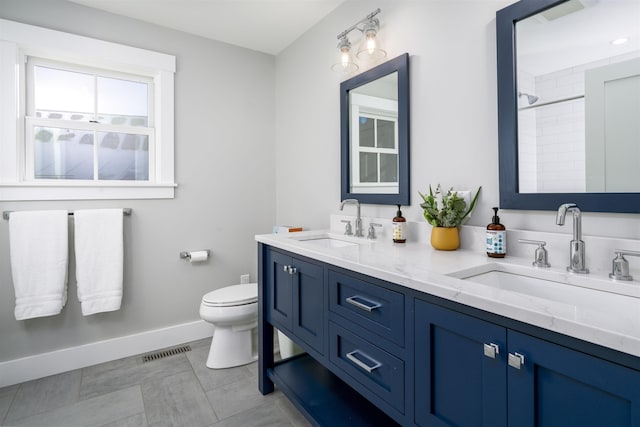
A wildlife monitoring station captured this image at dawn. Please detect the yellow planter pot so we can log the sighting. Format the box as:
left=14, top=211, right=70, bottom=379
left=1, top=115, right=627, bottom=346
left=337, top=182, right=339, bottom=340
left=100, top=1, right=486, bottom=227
left=430, top=226, right=460, bottom=251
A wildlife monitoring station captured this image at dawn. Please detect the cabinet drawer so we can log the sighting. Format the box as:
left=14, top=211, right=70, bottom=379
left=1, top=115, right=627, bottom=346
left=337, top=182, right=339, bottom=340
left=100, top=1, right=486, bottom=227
left=329, top=322, right=404, bottom=413
left=329, top=270, right=404, bottom=346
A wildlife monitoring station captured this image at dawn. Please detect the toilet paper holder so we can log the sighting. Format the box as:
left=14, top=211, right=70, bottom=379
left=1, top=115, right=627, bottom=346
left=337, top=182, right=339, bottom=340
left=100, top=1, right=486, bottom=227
left=179, top=250, right=211, bottom=260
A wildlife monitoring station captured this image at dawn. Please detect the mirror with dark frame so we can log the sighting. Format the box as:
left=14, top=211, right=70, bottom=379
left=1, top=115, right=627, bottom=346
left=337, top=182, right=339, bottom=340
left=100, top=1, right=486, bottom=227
left=340, top=53, right=410, bottom=205
left=497, top=0, right=640, bottom=213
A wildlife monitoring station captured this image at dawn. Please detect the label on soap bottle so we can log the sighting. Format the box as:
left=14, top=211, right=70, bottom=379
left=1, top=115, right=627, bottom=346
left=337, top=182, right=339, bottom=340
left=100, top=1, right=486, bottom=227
left=486, top=230, right=506, bottom=255
left=393, top=222, right=406, bottom=242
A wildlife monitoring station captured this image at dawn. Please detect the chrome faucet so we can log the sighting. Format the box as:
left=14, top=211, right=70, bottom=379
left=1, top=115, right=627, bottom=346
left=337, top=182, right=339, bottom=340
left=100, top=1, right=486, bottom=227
left=556, top=203, right=589, bottom=274
left=340, top=199, right=363, bottom=237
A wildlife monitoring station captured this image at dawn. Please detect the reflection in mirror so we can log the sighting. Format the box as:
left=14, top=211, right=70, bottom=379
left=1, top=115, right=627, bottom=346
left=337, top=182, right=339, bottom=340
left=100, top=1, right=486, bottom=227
left=497, top=0, right=640, bottom=213
left=516, top=0, right=640, bottom=194
left=350, top=72, right=398, bottom=194
left=341, top=53, right=409, bottom=205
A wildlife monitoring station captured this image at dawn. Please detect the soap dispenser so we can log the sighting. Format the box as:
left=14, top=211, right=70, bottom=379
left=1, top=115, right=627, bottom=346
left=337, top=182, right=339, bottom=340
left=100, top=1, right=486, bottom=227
left=393, top=205, right=406, bottom=243
left=486, top=207, right=506, bottom=258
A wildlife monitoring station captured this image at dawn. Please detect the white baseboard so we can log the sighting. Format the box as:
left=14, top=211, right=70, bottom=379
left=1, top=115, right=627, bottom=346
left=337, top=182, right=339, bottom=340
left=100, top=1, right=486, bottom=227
left=0, top=320, right=214, bottom=388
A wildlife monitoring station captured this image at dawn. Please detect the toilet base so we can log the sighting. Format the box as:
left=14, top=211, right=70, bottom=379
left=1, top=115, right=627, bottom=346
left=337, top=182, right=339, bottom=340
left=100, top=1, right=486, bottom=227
left=206, top=325, right=256, bottom=369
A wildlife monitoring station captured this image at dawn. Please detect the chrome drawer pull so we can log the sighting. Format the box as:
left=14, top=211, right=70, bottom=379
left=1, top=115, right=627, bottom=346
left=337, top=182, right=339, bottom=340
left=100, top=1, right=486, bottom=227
left=345, top=295, right=382, bottom=312
left=346, top=350, right=382, bottom=373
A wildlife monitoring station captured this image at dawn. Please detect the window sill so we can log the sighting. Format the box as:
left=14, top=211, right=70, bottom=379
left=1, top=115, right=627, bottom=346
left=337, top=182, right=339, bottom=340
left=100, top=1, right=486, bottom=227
left=0, top=182, right=177, bottom=201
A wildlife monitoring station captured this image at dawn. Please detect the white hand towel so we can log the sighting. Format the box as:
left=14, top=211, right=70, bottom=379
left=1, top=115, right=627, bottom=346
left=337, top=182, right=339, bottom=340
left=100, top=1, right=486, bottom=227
left=74, top=209, right=123, bottom=316
left=9, top=210, right=69, bottom=320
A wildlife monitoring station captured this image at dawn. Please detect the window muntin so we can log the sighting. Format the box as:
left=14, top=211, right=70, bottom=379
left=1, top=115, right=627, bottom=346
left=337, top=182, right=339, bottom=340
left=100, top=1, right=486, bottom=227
left=26, top=58, right=153, bottom=182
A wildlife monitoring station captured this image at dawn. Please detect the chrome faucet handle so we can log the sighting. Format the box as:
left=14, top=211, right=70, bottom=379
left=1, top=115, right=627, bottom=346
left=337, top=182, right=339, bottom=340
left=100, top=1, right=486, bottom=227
left=609, top=249, right=640, bottom=281
left=518, top=239, right=551, bottom=268
left=341, top=219, right=353, bottom=236
left=367, top=223, right=382, bottom=240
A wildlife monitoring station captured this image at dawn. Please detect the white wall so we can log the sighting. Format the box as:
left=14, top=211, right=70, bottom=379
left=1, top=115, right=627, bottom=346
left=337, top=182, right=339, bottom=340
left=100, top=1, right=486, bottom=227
left=0, top=0, right=276, bottom=363
left=275, top=0, right=640, bottom=239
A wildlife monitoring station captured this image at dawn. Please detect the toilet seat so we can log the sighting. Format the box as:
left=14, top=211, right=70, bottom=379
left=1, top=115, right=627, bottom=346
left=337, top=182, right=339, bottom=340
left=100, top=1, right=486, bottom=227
left=202, top=283, right=257, bottom=307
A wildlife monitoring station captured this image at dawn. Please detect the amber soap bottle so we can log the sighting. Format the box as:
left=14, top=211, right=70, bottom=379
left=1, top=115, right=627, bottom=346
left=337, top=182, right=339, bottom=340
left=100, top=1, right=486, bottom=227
left=392, top=205, right=406, bottom=243
left=486, top=207, right=506, bottom=258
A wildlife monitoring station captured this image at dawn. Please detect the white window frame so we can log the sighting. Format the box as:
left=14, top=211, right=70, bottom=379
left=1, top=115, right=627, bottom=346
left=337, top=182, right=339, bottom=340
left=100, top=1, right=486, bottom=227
left=350, top=93, right=399, bottom=194
left=0, top=19, right=176, bottom=200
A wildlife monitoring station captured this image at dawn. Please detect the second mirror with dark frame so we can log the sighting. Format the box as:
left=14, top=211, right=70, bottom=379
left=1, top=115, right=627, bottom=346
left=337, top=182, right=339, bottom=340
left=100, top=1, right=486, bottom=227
left=340, top=53, right=410, bottom=205
left=497, top=0, right=640, bottom=213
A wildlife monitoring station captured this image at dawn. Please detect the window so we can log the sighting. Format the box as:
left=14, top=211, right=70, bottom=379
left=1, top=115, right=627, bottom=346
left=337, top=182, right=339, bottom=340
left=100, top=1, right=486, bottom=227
left=0, top=19, right=176, bottom=200
left=27, top=59, right=153, bottom=182
left=358, top=114, right=398, bottom=184
left=350, top=93, right=399, bottom=194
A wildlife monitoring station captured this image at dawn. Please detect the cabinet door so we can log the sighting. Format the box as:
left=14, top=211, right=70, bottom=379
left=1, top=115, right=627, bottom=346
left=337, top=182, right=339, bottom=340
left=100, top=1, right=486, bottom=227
left=265, top=249, right=293, bottom=330
left=508, top=330, right=640, bottom=427
left=292, top=258, right=325, bottom=354
left=415, top=300, right=507, bottom=427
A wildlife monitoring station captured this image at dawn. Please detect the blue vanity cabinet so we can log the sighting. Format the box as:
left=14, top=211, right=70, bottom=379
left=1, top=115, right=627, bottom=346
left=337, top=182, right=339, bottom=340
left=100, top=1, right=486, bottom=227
left=264, top=248, right=325, bottom=355
left=260, top=243, right=640, bottom=427
left=414, top=299, right=507, bottom=427
left=415, top=299, right=640, bottom=427
left=507, top=330, right=640, bottom=427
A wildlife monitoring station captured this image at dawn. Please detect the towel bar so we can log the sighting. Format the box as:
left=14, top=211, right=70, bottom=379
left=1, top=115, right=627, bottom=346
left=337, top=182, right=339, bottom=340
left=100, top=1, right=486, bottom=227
left=3, top=208, right=132, bottom=221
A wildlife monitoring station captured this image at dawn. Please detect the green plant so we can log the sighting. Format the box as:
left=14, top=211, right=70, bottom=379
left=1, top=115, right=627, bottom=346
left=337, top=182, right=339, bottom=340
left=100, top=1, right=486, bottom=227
left=419, top=184, right=481, bottom=228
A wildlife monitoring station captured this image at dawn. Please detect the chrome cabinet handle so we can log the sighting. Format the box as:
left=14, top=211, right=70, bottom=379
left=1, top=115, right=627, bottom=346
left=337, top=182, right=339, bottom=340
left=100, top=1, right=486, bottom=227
left=508, top=352, right=525, bottom=369
left=282, top=265, right=297, bottom=275
left=483, top=343, right=500, bottom=359
left=345, top=295, right=382, bottom=312
left=346, top=350, right=382, bottom=373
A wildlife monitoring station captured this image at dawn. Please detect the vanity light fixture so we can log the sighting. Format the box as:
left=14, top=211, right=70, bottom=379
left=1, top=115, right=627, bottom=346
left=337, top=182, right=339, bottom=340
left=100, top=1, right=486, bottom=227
left=331, top=8, right=387, bottom=74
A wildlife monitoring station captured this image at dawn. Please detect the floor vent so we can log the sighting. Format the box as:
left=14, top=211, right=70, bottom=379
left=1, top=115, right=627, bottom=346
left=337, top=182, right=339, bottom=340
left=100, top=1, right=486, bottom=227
left=141, top=345, right=192, bottom=363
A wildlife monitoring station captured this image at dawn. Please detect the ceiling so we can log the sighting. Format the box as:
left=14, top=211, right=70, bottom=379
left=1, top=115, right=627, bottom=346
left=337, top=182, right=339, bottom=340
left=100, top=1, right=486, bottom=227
left=517, top=0, right=640, bottom=75
left=68, top=0, right=346, bottom=55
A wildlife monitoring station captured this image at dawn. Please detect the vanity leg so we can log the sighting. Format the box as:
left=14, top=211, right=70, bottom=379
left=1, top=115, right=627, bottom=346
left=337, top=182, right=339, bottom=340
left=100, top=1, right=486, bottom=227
left=258, top=243, right=275, bottom=395
left=258, top=316, right=274, bottom=394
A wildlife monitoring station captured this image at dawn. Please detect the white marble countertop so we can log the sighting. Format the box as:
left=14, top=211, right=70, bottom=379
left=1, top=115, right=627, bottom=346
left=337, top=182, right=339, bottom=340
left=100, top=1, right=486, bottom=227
left=256, top=227, right=640, bottom=359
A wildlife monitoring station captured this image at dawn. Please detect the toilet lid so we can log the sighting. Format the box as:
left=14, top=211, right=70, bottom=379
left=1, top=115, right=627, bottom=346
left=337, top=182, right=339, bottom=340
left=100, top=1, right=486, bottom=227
left=202, top=283, right=258, bottom=307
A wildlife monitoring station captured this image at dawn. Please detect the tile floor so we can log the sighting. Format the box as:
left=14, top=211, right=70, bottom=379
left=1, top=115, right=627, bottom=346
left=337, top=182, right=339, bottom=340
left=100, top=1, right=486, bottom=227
left=0, top=339, right=312, bottom=427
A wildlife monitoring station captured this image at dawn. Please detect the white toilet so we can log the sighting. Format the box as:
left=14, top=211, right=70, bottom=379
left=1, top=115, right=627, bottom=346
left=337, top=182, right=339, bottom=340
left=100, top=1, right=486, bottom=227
left=199, top=283, right=258, bottom=369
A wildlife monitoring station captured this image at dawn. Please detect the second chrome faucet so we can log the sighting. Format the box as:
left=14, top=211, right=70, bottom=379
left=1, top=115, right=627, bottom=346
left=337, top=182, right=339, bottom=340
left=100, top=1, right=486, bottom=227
left=340, top=199, right=363, bottom=238
left=556, top=203, right=589, bottom=274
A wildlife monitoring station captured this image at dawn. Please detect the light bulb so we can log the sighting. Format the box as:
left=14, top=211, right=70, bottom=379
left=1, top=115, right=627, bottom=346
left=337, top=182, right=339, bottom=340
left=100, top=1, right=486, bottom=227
left=366, top=34, right=376, bottom=55
left=341, top=48, right=350, bottom=68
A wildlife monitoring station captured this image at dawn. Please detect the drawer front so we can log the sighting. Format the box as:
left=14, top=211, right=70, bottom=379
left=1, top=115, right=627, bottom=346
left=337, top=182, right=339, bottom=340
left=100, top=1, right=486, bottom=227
left=329, top=270, right=404, bottom=346
left=329, top=322, right=404, bottom=413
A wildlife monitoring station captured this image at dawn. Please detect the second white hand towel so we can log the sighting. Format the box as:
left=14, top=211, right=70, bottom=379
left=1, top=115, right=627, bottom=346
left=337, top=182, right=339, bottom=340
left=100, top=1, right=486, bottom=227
left=74, top=209, right=123, bottom=316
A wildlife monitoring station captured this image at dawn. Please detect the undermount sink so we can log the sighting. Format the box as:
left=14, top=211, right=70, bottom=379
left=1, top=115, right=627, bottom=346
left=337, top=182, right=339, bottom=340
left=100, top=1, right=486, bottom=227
left=447, top=263, right=640, bottom=334
left=448, top=263, right=567, bottom=301
left=288, top=233, right=370, bottom=249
